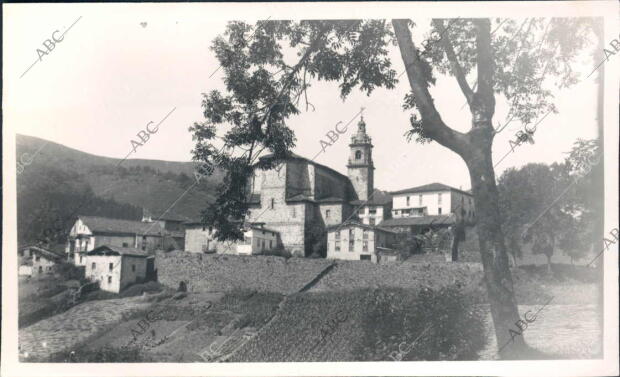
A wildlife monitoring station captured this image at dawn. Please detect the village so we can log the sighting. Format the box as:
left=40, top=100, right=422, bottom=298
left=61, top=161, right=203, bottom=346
left=18, top=115, right=477, bottom=294
left=8, top=10, right=612, bottom=371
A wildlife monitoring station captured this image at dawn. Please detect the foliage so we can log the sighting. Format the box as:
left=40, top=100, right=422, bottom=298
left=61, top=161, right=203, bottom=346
left=497, top=138, right=602, bottom=266
left=191, top=20, right=397, bottom=240
left=46, top=345, right=147, bottom=363
left=355, top=285, right=486, bottom=361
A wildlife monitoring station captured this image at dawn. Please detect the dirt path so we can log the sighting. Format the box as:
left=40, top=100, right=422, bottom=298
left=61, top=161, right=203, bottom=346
left=19, top=296, right=154, bottom=361
left=478, top=304, right=601, bottom=359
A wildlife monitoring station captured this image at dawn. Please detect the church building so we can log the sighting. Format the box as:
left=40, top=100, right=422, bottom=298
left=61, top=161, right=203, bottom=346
left=245, top=114, right=391, bottom=256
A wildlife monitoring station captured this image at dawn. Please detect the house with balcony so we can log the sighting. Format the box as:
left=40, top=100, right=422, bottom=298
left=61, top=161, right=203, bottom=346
left=389, top=182, right=475, bottom=221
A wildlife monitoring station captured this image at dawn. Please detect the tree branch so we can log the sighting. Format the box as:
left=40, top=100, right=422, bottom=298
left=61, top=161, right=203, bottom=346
left=472, top=18, right=495, bottom=128
left=436, top=20, right=473, bottom=107
left=392, top=19, right=470, bottom=157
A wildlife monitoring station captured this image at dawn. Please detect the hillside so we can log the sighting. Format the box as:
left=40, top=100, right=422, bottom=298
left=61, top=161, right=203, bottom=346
left=16, top=134, right=223, bottom=244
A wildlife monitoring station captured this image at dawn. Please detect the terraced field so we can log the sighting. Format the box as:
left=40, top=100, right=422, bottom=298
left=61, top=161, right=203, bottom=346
left=19, top=295, right=154, bottom=361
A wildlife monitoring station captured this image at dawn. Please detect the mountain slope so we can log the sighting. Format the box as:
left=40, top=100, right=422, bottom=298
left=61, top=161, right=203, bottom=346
left=16, top=134, right=222, bottom=244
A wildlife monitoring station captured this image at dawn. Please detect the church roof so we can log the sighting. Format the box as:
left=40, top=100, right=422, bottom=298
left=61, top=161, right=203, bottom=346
left=390, top=182, right=472, bottom=197
left=258, top=152, right=349, bottom=181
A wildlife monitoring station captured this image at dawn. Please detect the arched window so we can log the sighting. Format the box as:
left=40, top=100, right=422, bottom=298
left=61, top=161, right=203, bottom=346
left=355, top=150, right=362, bottom=160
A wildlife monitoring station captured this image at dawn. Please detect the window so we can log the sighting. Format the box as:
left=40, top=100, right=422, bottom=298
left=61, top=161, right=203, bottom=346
left=438, top=193, right=442, bottom=204
left=132, top=264, right=136, bottom=272
left=269, top=240, right=273, bottom=249
left=35, top=255, right=40, bottom=261
left=122, top=242, right=129, bottom=247
left=369, top=208, right=376, bottom=214
left=109, top=263, right=113, bottom=272
left=360, top=255, right=371, bottom=261
left=363, top=229, right=368, bottom=239
left=91, top=262, right=96, bottom=270
left=108, top=276, right=112, bottom=284
left=325, top=209, right=331, bottom=219
left=355, top=150, right=362, bottom=160
left=270, top=198, right=275, bottom=209
left=335, top=241, right=341, bottom=251
left=47, top=266, right=52, bottom=271
left=348, top=229, right=354, bottom=251
left=369, top=218, right=375, bottom=225
left=335, top=231, right=340, bottom=240
left=79, top=255, right=83, bottom=263
left=406, top=196, right=410, bottom=206
left=39, top=266, right=43, bottom=273
left=419, top=195, right=423, bottom=205
left=363, top=241, right=368, bottom=251
left=438, top=208, right=442, bottom=215
left=262, top=240, right=266, bottom=250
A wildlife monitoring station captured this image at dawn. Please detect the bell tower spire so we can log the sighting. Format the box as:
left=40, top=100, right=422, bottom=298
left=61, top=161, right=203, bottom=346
left=347, top=109, right=374, bottom=201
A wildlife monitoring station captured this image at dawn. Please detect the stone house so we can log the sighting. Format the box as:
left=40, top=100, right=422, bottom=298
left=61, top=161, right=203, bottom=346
left=66, top=216, right=183, bottom=266
left=84, top=245, right=149, bottom=293
left=184, top=223, right=279, bottom=255
left=27, top=246, right=65, bottom=277
left=326, top=221, right=399, bottom=263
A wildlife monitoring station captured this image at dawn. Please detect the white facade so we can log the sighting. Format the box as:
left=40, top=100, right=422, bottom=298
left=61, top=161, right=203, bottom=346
left=184, top=225, right=279, bottom=255
left=84, top=253, right=147, bottom=293
left=237, top=228, right=279, bottom=255
left=392, top=189, right=475, bottom=222
left=357, top=205, right=386, bottom=226
left=326, top=224, right=397, bottom=263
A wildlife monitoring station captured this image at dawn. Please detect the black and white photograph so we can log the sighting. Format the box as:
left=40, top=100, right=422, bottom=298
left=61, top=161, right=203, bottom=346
left=2, top=1, right=619, bottom=376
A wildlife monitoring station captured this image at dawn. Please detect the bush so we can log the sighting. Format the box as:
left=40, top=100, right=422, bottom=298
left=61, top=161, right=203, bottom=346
left=47, top=345, right=148, bottom=362
left=55, top=262, right=86, bottom=282
left=355, top=285, right=486, bottom=361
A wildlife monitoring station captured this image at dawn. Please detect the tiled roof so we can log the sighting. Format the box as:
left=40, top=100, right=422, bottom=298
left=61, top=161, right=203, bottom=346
left=79, top=216, right=165, bottom=236
left=379, top=215, right=455, bottom=227
left=326, top=220, right=398, bottom=234
left=258, top=152, right=349, bottom=181
left=350, top=189, right=392, bottom=206
left=28, top=246, right=65, bottom=261
left=390, top=182, right=472, bottom=196
left=88, top=245, right=149, bottom=258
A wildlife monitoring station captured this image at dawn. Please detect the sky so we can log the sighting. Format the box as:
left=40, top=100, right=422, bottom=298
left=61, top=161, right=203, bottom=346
left=4, top=3, right=600, bottom=193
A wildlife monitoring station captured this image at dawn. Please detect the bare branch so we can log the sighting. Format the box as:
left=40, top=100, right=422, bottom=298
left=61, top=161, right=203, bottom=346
left=392, top=19, right=470, bottom=156
left=436, top=20, right=474, bottom=107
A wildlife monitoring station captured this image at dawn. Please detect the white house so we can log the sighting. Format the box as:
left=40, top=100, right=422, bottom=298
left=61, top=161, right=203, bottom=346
left=390, top=182, right=475, bottom=222
left=184, top=222, right=279, bottom=255
left=326, top=221, right=399, bottom=263
left=85, top=245, right=149, bottom=293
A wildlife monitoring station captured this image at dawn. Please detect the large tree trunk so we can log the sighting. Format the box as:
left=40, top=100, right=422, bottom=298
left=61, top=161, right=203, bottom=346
left=465, top=144, right=528, bottom=357
left=391, top=18, right=529, bottom=357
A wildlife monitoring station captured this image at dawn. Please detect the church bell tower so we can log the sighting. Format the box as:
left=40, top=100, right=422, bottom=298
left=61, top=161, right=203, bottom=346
left=347, top=109, right=374, bottom=201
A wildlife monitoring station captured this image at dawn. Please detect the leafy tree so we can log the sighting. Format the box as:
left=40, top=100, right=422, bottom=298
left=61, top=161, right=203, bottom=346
left=191, top=18, right=598, bottom=356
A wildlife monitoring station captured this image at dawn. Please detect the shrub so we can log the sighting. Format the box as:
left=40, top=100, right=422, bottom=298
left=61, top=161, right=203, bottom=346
left=47, top=345, right=148, bottom=362
left=355, top=285, right=486, bottom=361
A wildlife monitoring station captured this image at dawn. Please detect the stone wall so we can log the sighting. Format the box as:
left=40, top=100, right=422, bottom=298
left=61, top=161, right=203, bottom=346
left=156, top=252, right=334, bottom=294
